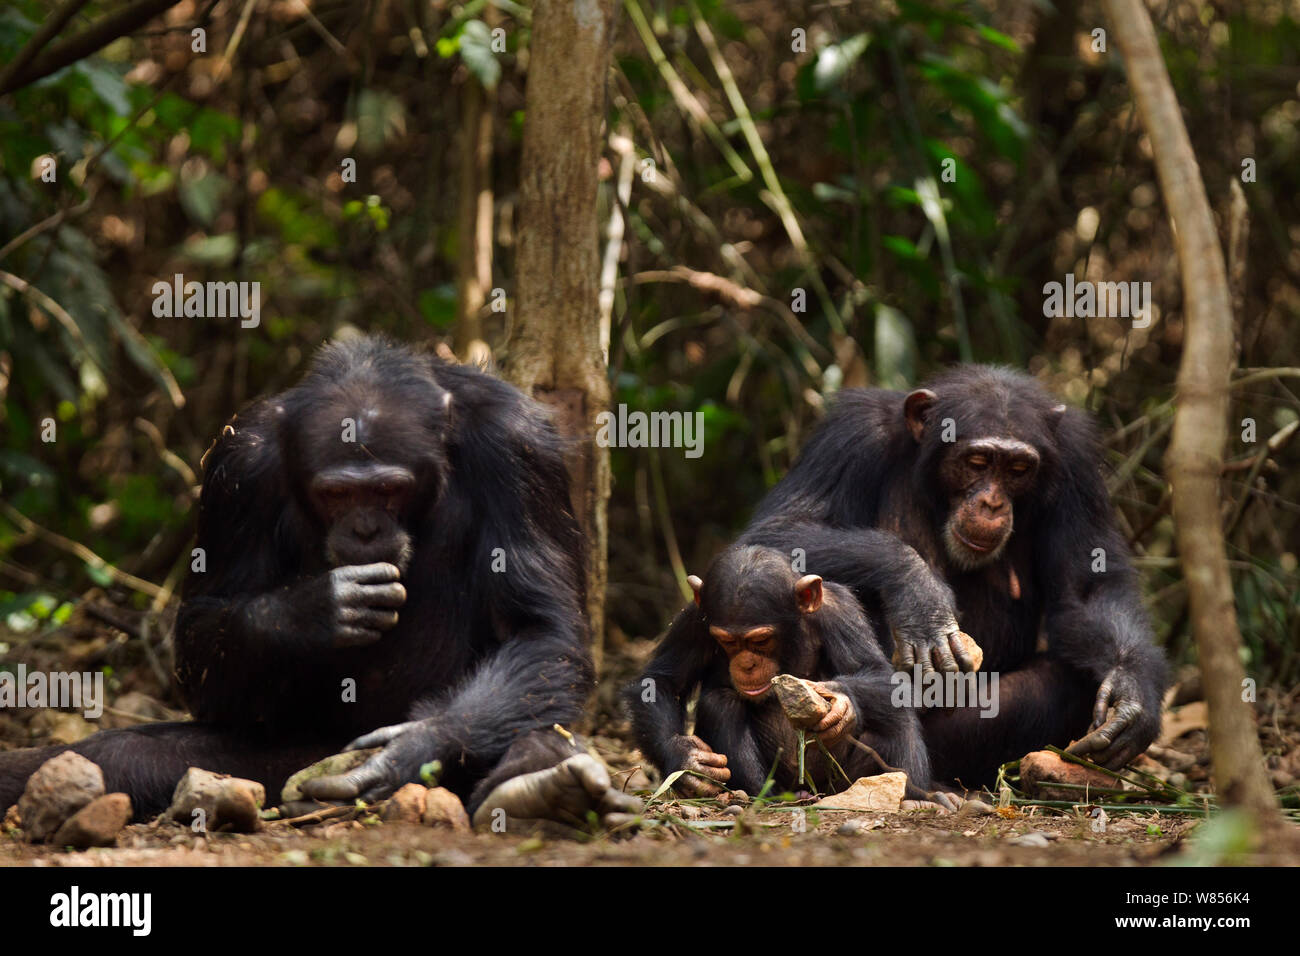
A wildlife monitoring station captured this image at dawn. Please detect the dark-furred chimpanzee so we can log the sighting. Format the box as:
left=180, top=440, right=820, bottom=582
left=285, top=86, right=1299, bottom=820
left=740, top=365, right=1168, bottom=787
left=628, top=545, right=946, bottom=805
left=0, top=337, right=638, bottom=827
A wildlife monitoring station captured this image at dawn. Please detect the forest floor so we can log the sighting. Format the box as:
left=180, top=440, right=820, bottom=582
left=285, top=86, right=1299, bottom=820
left=2, top=617, right=1299, bottom=867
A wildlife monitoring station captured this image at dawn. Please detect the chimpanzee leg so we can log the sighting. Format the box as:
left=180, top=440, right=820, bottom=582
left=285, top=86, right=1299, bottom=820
left=0, top=723, right=336, bottom=819
left=694, top=688, right=771, bottom=794
left=921, top=654, right=1096, bottom=787
left=466, top=728, right=641, bottom=829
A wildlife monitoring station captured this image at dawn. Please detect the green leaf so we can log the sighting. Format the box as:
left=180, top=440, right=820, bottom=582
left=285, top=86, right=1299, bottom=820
left=874, top=303, right=917, bottom=390
left=651, top=770, right=685, bottom=801
left=813, top=33, right=869, bottom=92
left=85, top=563, right=115, bottom=587
left=459, top=20, right=501, bottom=90
left=976, top=24, right=1021, bottom=54
left=356, top=89, right=407, bottom=153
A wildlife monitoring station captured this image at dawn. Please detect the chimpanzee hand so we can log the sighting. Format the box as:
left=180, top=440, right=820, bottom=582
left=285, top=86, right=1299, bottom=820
left=1066, top=667, right=1160, bottom=769
left=300, top=718, right=429, bottom=802
left=667, top=734, right=731, bottom=797
left=809, top=682, right=856, bottom=747
left=892, top=621, right=980, bottom=676
left=322, top=563, right=407, bottom=648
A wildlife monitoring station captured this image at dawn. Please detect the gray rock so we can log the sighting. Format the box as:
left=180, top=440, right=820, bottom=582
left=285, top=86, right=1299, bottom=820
left=18, top=751, right=105, bottom=843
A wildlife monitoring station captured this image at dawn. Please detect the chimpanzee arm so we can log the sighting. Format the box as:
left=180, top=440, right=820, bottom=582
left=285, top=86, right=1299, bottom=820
left=811, top=585, right=933, bottom=788
left=301, top=371, right=595, bottom=800
left=625, top=604, right=719, bottom=774
left=740, top=518, right=961, bottom=663
left=1041, top=410, right=1168, bottom=767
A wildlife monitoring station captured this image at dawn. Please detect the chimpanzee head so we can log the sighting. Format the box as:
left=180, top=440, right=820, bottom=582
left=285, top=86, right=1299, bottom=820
left=279, top=338, right=452, bottom=571
left=687, top=545, right=821, bottom=701
left=903, top=366, right=1066, bottom=571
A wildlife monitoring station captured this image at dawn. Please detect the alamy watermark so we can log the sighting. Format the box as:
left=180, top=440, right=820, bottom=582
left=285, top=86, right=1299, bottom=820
left=0, top=664, right=104, bottom=719
left=890, top=665, right=1000, bottom=718
left=595, top=405, right=704, bottom=459
left=151, top=274, right=261, bottom=328
left=1042, top=274, right=1152, bottom=329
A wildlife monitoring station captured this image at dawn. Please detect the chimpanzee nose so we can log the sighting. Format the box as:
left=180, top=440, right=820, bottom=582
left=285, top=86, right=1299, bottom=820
left=353, top=518, right=379, bottom=541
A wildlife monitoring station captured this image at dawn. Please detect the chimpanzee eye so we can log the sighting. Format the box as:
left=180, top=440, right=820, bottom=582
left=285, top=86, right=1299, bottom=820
left=1010, top=462, right=1029, bottom=473
left=968, top=455, right=988, bottom=470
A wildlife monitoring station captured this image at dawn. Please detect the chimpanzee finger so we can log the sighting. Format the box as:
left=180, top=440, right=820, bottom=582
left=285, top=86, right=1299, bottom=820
left=301, top=757, right=389, bottom=801
left=930, top=790, right=962, bottom=812
left=1091, top=677, right=1116, bottom=728
left=1065, top=724, right=1115, bottom=757
left=691, top=750, right=729, bottom=768
left=812, top=695, right=849, bottom=734
left=678, top=773, right=724, bottom=797
left=340, top=606, right=400, bottom=631
left=948, top=632, right=978, bottom=671
left=932, top=640, right=959, bottom=674
left=344, top=721, right=420, bottom=751
left=334, top=625, right=383, bottom=648
left=917, top=645, right=936, bottom=679
left=340, top=562, right=403, bottom=583
left=357, top=582, right=407, bottom=609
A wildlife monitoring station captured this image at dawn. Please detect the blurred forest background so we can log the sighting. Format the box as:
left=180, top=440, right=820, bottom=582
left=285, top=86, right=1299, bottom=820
left=0, top=0, right=1297, bottom=718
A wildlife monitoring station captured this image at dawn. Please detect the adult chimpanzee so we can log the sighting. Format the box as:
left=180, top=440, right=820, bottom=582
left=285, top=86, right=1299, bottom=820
left=740, top=365, right=1167, bottom=787
left=0, top=337, right=637, bottom=827
left=628, top=544, right=947, bottom=805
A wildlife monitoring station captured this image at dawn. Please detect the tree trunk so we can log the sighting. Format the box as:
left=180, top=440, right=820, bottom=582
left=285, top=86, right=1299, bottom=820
left=508, top=0, right=616, bottom=672
left=1102, top=0, right=1276, bottom=817
left=454, top=73, right=495, bottom=366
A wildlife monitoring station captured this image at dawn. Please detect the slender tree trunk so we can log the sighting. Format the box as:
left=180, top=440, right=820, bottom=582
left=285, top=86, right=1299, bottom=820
left=454, top=73, right=495, bottom=366
left=1102, top=0, right=1276, bottom=817
left=508, top=0, right=616, bottom=671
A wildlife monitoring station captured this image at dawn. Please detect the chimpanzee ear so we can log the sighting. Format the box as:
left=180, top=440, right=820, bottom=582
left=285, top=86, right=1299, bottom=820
left=903, top=389, right=937, bottom=443
left=1049, top=403, right=1067, bottom=429
left=794, top=574, right=823, bottom=614
left=687, top=575, right=703, bottom=606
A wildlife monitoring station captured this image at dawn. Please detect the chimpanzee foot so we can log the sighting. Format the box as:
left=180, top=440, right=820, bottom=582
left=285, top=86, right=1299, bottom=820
left=471, top=754, right=643, bottom=832
left=901, top=789, right=964, bottom=813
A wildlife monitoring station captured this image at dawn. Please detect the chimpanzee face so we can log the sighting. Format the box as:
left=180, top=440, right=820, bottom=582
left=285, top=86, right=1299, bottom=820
left=689, top=567, right=823, bottom=702
left=283, top=376, right=451, bottom=572
left=311, top=461, right=417, bottom=570
left=937, top=438, right=1040, bottom=570
left=903, top=385, right=1053, bottom=572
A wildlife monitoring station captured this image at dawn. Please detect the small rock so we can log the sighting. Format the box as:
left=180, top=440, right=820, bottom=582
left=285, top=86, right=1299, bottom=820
left=30, top=711, right=95, bottom=745
left=51, top=793, right=132, bottom=848
left=280, top=749, right=379, bottom=803
left=1008, top=830, right=1053, bottom=848
left=101, top=692, right=172, bottom=730
left=18, top=751, right=105, bottom=843
left=422, top=787, right=470, bottom=831
left=956, top=799, right=997, bottom=817
left=722, top=804, right=744, bottom=817
left=770, top=674, right=831, bottom=727
left=168, top=768, right=264, bottom=833
left=716, top=789, right=748, bottom=806
left=812, top=773, right=908, bottom=812
left=1021, top=751, right=1118, bottom=801
left=3, top=804, right=20, bottom=832
left=383, top=783, right=429, bottom=824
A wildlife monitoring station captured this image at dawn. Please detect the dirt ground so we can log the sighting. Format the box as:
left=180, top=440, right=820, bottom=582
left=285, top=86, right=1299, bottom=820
left=2, top=617, right=1299, bottom=867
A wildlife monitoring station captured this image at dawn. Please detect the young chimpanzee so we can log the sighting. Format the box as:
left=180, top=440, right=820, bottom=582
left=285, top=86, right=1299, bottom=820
left=0, top=336, right=638, bottom=828
left=741, top=365, right=1168, bottom=786
left=628, top=545, right=943, bottom=803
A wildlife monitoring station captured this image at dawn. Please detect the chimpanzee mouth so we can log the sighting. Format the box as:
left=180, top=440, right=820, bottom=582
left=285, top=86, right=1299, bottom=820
left=738, top=684, right=770, bottom=697
left=953, top=528, right=997, bottom=553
